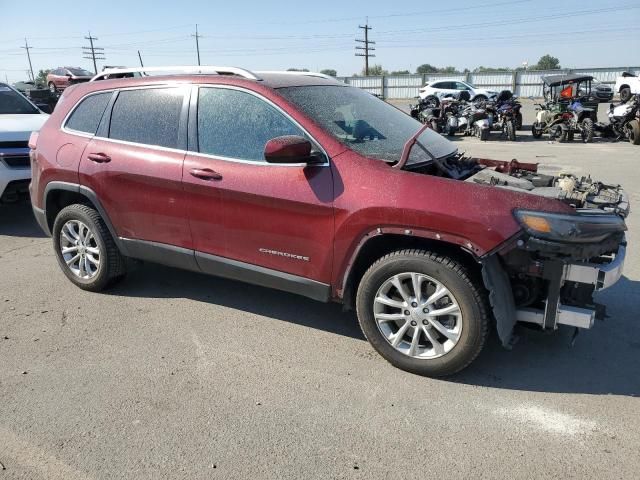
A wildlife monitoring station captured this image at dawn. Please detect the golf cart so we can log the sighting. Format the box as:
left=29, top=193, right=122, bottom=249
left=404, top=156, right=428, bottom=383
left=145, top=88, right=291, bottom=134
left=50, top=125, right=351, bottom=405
left=532, top=74, right=599, bottom=143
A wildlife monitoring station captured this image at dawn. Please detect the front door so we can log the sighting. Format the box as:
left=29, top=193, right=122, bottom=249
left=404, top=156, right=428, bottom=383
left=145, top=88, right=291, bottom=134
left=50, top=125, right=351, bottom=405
left=183, top=86, right=335, bottom=284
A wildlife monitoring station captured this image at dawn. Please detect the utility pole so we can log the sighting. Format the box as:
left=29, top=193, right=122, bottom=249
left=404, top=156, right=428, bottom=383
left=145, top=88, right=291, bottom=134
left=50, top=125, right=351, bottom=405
left=192, top=24, right=202, bottom=66
left=138, top=50, right=144, bottom=68
left=82, top=32, right=105, bottom=74
left=21, top=38, right=34, bottom=82
left=355, top=21, right=375, bottom=76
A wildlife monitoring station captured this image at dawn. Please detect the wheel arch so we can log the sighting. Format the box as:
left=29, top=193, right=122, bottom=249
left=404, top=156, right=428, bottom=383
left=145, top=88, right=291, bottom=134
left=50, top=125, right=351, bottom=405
left=43, top=181, right=125, bottom=254
left=618, top=83, right=630, bottom=92
left=338, top=230, right=484, bottom=311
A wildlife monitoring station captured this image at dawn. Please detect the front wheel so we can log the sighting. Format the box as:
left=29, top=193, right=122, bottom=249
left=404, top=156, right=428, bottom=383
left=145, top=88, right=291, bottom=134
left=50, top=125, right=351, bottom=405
left=430, top=119, right=440, bottom=133
left=515, top=112, right=523, bottom=130
left=52, top=204, right=126, bottom=291
left=506, top=119, right=516, bottom=141
left=627, top=120, right=640, bottom=145
left=531, top=122, right=543, bottom=138
left=581, top=118, right=594, bottom=143
left=479, top=127, right=490, bottom=141
left=356, top=250, right=489, bottom=377
left=48, top=82, right=57, bottom=93
left=620, top=87, right=631, bottom=103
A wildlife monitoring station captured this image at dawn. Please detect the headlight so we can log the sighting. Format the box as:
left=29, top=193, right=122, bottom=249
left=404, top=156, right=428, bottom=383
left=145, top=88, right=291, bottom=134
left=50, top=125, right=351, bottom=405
left=514, top=210, right=626, bottom=243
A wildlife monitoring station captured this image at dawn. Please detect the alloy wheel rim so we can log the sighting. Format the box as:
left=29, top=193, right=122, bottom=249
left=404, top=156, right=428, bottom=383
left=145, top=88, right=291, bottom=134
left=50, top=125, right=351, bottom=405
left=373, top=272, right=463, bottom=359
left=59, top=220, right=100, bottom=279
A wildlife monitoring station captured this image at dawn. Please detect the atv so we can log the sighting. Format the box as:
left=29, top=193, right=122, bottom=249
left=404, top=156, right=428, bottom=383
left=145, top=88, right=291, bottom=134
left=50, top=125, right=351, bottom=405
left=531, top=74, right=599, bottom=143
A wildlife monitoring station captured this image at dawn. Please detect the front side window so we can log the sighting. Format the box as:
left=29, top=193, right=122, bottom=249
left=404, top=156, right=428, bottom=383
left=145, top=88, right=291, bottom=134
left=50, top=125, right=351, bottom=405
left=65, top=92, right=111, bottom=134
left=197, top=87, right=303, bottom=161
left=68, top=68, right=93, bottom=77
left=109, top=88, right=184, bottom=149
left=455, top=82, right=471, bottom=91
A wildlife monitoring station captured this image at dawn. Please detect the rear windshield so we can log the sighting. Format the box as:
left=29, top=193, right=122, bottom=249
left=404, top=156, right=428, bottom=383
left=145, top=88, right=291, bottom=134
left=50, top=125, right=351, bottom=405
left=68, top=68, right=94, bottom=76
left=0, top=86, right=39, bottom=114
left=277, top=85, right=456, bottom=165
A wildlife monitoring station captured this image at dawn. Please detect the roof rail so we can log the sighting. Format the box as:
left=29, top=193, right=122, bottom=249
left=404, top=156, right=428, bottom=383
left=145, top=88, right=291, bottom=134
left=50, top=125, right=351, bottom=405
left=90, top=65, right=260, bottom=82
left=255, top=70, right=336, bottom=80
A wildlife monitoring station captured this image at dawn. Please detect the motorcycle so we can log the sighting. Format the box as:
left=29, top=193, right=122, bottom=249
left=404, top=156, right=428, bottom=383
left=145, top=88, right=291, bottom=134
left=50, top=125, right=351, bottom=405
left=457, top=100, right=491, bottom=140
left=487, top=90, right=521, bottom=140
left=606, top=95, right=640, bottom=145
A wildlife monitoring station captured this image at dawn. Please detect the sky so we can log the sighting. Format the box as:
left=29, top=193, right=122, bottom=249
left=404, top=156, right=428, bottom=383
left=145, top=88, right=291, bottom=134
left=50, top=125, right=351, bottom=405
left=1, top=0, right=639, bottom=84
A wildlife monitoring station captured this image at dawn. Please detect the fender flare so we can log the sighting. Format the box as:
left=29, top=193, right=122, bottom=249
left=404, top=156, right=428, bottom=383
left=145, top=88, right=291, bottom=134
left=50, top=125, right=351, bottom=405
left=42, top=181, right=128, bottom=255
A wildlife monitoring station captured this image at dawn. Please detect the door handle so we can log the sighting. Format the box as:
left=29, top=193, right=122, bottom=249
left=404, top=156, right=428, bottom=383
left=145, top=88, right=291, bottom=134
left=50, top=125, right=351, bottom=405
left=87, top=152, right=111, bottom=163
left=189, top=168, right=222, bottom=180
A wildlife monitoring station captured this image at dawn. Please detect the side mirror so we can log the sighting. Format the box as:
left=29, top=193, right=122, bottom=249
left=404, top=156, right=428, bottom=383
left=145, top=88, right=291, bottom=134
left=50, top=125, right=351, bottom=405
left=264, top=135, right=324, bottom=164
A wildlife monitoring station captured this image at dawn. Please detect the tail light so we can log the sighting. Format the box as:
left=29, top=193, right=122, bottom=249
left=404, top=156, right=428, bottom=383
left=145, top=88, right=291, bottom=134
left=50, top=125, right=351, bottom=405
left=28, top=131, right=39, bottom=150
left=562, top=112, right=572, bottom=120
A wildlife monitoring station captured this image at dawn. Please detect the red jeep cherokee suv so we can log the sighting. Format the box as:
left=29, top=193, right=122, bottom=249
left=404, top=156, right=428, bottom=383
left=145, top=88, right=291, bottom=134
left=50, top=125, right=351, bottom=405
left=29, top=67, right=628, bottom=376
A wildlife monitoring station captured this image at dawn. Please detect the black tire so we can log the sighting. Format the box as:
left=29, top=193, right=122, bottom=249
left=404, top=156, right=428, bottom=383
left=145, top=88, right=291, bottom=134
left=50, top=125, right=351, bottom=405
left=628, top=120, right=640, bottom=145
left=479, top=128, right=489, bottom=141
left=581, top=118, right=594, bottom=143
left=567, top=131, right=575, bottom=142
left=424, top=95, right=440, bottom=108
left=506, top=119, right=516, bottom=141
left=531, top=122, right=543, bottom=138
left=473, top=95, right=487, bottom=102
left=515, top=112, right=523, bottom=130
left=356, top=250, right=489, bottom=377
left=52, top=204, right=126, bottom=291
left=430, top=120, right=440, bottom=133
left=48, top=82, right=57, bottom=93
left=620, top=87, right=631, bottom=103
left=553, top=125, right=568, bottom=143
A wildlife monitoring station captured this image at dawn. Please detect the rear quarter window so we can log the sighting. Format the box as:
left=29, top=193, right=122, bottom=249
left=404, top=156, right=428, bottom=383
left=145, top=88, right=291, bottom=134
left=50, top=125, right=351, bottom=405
left=65, top=92, right=112, bottom=134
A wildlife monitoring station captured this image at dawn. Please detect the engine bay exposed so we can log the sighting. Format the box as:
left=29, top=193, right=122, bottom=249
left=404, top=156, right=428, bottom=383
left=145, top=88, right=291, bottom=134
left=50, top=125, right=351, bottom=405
left=407, top=153, right=630, bottom=217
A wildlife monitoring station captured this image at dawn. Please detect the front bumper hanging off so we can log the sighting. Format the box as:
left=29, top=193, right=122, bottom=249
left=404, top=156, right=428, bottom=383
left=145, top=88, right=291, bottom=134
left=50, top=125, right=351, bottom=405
left=515, top=240, right=626, bottom=330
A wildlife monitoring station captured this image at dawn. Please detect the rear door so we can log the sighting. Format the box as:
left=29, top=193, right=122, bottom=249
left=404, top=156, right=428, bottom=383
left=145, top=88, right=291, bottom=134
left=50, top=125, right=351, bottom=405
left=183, top=85, right=335, bottom=284
left=78, top=86, right=192, bottom=249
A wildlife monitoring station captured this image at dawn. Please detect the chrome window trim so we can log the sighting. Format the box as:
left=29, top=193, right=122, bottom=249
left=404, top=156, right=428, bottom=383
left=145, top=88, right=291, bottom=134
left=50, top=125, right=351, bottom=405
left=191, top=84, right=330, bottom=167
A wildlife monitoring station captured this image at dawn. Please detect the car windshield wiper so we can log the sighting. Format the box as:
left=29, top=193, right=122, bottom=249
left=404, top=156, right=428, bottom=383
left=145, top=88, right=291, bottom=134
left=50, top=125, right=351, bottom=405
left=394, top=124, right=432, bottom=169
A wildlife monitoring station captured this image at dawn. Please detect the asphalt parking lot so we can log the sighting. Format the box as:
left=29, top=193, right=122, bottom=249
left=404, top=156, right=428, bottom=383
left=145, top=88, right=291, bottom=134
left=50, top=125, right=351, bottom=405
left=1, top=100, right=639, bottom=479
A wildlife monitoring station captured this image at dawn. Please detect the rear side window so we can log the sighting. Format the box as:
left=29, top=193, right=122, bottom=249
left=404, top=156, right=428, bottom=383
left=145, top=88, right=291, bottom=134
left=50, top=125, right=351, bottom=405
left=65, top=92, right=111, bottom=134
left=109, top=88, right=184, bottom=149
left=197, top=87, right=302, bottom=161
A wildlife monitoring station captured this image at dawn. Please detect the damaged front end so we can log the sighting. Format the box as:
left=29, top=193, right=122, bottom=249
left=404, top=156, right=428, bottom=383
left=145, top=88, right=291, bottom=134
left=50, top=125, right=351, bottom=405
left=466, top=158, right=629, bottom=346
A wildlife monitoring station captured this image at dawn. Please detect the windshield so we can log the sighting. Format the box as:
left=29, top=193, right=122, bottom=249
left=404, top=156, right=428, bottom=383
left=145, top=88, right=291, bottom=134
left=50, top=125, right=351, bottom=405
left=68, top=68, right=93, bottom=76
left=0, top=86, right=39, bottom=114
left=277, top=85, right=457, bottom=165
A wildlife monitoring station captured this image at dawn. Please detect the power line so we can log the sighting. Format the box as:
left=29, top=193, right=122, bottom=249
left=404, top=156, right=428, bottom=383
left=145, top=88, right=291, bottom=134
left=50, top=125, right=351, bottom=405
left=20, top=38, right=34, bottom=81
left=82, top=32, right=105, bottom=73
left=355, top=21, right=375, bottom=76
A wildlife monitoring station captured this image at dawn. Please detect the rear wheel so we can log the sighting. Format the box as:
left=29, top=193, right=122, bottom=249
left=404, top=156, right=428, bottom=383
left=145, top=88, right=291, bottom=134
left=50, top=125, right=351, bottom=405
left=473, top=95, right=487, bottom=102
left=620, top=87, right=631, bottom=103
left=424, top=95, right=439, bottom=108
left=356, top=250, right=489, bottom=377
left=581, top=118, right=594, bottom=143
left=627, top=120, right=640, bottom=145
left=553, top=125, right=568, bottom=142
left=52, top=204, right=126, bottom=291
left=479, top=128, right=489, bottom=141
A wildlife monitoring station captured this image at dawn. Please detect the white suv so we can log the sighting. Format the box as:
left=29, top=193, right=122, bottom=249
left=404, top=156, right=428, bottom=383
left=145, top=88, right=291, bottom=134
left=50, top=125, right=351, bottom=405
left=0, top=83, right=49, bottom=202
left=419, top=79, right=497, bottom=101
left=614, top=72, right=640, bottom=102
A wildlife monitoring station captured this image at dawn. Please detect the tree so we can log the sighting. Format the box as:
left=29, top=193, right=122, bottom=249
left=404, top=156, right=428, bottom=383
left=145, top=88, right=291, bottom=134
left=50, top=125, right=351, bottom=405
left=437, top=66, right=458, bottom=74
left=416, top=63, right=438, bottom=74
left=320, top=69, right=337, bottom=77
left=287, top=68, right=310, bottom=72
left=533, top=55, right=561, bottom=70
left=473, top=66, right=512, bottom=73
left=390, top=70, right=411, bottom=75
left=363, top=64, right=388, bottom=76
left=35, top=69, right=50, bottom=87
